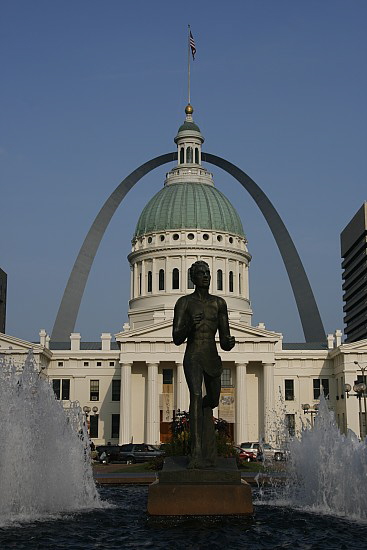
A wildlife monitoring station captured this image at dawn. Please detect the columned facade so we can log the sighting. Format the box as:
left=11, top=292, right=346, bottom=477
left=146, top=362, right=160, bottom=444
left=263, top=362, right=275, bottom=441
left=119, top=362, right=132, bottom=444
left=235, top=362, right=248, bottom=444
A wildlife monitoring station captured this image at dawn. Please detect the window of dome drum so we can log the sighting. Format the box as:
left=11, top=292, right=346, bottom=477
left=187, top=233, right=194, bottom=240
left=180, top=148, right=184, bottom=164
left=239, top=273, right=242, bottom=294
left=229, top=271, right=234, bottom=292
left=217, top=269, right=223, bottom=291
left=217, top=235, right=222, bottom=242
left=173, top=234, right=179, bottom=240
left=160, top=235, right=165, bottom=242
left=195, top=148, right=199, bottom=164
left=186, top=146, right=193, bottom=163
left=172, top=268, right=179, bottom=289
left=229, top=237, right=233, bottom=244
left=159, top=269, right=165, bottom=291
left=147, top=271, right=152, bottom=293
left=203, top=234, right=209, bottom=240
left=139, top=273, right=142, bottom=295
left=148, top=237, right=152, bottom=244
left=187, top=269, right=194, bottom=289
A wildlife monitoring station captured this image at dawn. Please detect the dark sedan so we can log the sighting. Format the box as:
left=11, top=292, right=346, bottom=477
left=97, top=443, right=164, bottom=464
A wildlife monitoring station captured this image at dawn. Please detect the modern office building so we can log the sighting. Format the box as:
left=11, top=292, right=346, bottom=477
left=1, top=108, right=366, bottom=443
left=341, top=203, right=367, bottom=342
left=0, top=268, right=7, bottom=334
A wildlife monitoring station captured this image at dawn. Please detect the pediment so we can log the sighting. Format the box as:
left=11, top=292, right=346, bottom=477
left=115, top=320, right=174, bottom=341
left=339, top=338, right=367, bottom=352
left=115, top=320, right=282, bottom=343
left=0, top=332, right=43, bottom=352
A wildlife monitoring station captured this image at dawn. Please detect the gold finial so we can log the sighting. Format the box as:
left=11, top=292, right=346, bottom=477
left=185, top=104, right=194, bottom=115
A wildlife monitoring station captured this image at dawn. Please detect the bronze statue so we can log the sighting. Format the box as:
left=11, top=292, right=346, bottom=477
left=173, top=261, right=235, bottom=469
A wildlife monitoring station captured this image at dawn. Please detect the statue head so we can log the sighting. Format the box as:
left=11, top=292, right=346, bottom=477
left=189, top=261, right=211, bottom=288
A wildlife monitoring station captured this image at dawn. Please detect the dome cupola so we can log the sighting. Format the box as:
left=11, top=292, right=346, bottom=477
left=127, top=106, right=252, bottom=330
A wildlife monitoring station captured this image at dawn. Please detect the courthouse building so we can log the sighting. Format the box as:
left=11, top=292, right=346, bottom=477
left=1, top=106, right=366, bottom=444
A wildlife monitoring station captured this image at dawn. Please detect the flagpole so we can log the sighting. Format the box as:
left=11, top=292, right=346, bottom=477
left=188, top=24, right=191, bottom=105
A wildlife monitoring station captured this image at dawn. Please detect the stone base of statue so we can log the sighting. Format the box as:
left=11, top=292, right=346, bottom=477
left=147, top=456, right=253, bottom=516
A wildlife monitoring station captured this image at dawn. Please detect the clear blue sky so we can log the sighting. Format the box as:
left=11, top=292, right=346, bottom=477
left=1, top=0, right=366, bottom=342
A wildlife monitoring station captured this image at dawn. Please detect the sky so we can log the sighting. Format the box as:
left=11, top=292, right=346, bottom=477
left=1, top=0, right=366, bottom=343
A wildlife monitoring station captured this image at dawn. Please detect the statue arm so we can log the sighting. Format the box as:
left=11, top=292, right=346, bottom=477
left=218, top=298, right=235, bottom=351
left=173, top=298, right=189, bottom=346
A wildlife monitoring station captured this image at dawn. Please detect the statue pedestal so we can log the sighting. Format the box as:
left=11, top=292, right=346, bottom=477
left=147, top=456, right=253, bottom=516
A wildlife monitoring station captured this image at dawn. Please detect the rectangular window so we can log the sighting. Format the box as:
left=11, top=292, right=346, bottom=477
left=52, top=379, right=61, bottom=400
left=112, top=379, right=121, bottom=401
left=57, top=361, right=64, bottom=367
left=221, top=368, right=232, bottom=387
left=97, top=361, right=102, bottom=367
left=62, top=379, right=70, bottom=400
left=90, top=380, right=99, bottom=401
left=109, top=361, right=115, bottom=367
left=284, top=379, right=294, bottom=401
left=84, top=362, right=89, bottom=367
left=163, top=369, right=173, bottom=385
left=90, top=414, right=99, bottom=438
left=321, top=379, right=329, bottom=398
left=111, top=414, right=120, bottom=439
left=313, top=379, right=321, bottom=400
left=286, top=414, right=295, bottom=436
left=52, top=379, right=70, bottom=401
left=313, top=378, right=330, bottom=399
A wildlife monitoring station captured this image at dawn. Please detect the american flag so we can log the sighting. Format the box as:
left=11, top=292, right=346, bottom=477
left=189, top=31, right=196, bottom=60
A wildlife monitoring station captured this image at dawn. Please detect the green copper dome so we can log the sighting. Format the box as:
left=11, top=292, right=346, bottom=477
left=134, top=182, right=245, bottom=237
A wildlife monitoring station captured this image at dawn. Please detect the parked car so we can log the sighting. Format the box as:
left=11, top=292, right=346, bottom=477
left=240, top=442, right=285, bottom=461
left=97, top=443, right=165, bottom=464
left=239, top=449, right=256, bottom=462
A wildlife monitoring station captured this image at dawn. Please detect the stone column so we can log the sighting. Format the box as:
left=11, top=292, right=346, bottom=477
left=119, top=362, right=132, bottom=444
left=146, top=362, right=160, bottom=444
left=176, top=362, right=189, bottom=413
left=235, top=362, right=248, bottom=444
left=263, top=362, right=275, bottom=442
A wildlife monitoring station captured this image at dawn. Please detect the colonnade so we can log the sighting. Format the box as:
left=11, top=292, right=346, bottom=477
left=118, top=360, right=275, bottom=445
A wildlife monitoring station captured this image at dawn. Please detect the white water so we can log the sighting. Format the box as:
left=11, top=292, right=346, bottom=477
left=280, top=396, right=367, bottom=521
left=0, top=352, right=102, bottom=525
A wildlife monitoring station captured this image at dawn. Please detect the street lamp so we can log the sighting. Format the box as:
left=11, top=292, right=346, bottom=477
left=301, top=403, right=319, bottom=427
left=82, top=405, right=99, bottom=436
left=345, top=364, right=367, bottom=440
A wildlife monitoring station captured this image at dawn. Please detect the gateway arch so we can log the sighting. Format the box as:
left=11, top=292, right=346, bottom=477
left=51, top=152, right=325, bottom=343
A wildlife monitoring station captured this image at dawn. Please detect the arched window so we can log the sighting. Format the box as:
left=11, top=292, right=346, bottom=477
left=195, top=147, right=199, bottom=164
left=239, top=273, right=242, bottom=294
left=187, top=268, right=194, bottom=289
left=217, top=269, right=223, bottom=291
left=159, top=269, right=165, bottom=291
left=172, top=268, right=179, bottom=289
left=180, top=147, right=184, bottom=164
left=229, top=271, right=234, bottom=292
left=186, top=146, right=193, bottom=163
left=147, top=271, right=152, bottom=293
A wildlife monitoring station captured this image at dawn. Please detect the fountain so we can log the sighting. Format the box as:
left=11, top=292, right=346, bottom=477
left=270, top=396, right=367, bottom=521
left=0, top=352, right=102, bottom=526
left=0, top=355, right=366, bottom=547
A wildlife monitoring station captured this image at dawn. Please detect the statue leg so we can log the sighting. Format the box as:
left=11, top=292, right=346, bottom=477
left=184, top=358, right=204, bottom=468
left=201, top=373, right=221, bottom=467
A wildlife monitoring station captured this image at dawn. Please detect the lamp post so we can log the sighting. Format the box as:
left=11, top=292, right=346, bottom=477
left=301, top=403, right=319, bottom=427
left=82, top=405, right=99, bottom=436
left=344, top=380, right=367, bottom=440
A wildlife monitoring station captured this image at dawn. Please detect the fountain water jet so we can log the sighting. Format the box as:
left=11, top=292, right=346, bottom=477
left=279, top=396, right=367, bottom=521
left=0, top=352, right=102, bottom=525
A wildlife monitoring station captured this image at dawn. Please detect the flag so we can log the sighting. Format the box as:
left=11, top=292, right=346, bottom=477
left=189, top=31, right=196, bottom=60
